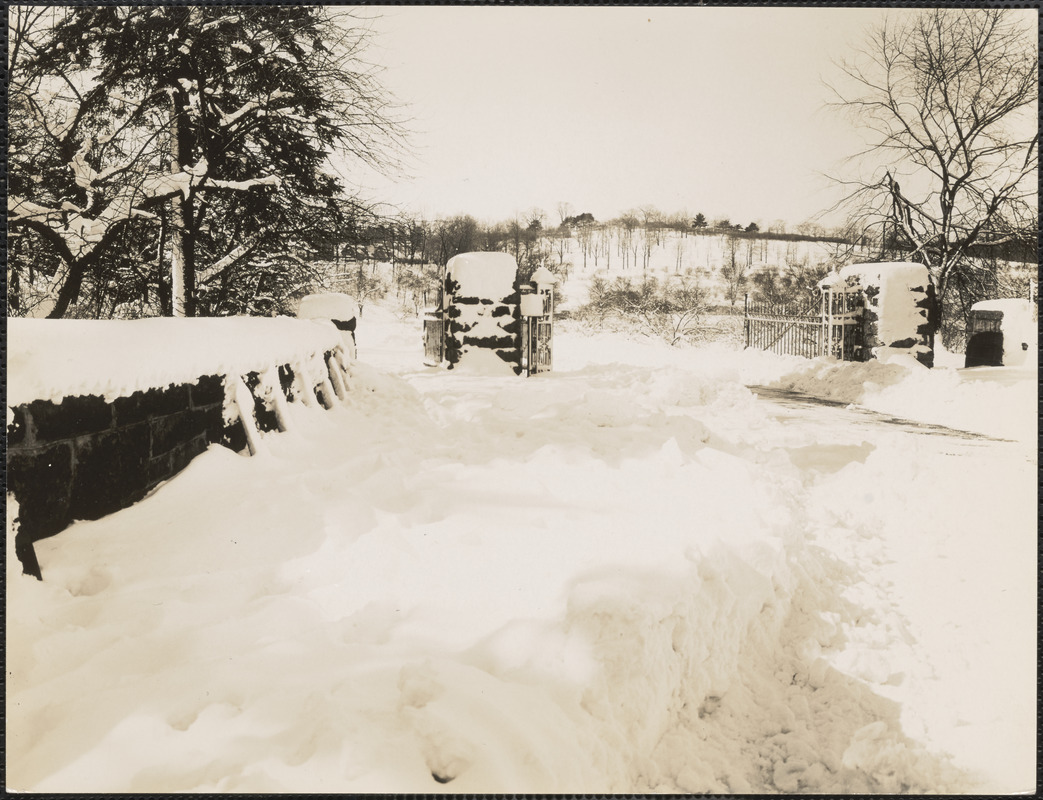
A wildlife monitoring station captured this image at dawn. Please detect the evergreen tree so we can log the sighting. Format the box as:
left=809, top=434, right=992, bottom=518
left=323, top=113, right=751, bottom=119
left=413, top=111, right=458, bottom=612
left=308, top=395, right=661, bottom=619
left=8, top=6, right=404, bottom=318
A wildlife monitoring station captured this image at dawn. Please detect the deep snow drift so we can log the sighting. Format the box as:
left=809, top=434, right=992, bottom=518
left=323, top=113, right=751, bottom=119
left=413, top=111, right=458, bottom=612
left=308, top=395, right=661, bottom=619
left=6, top=304, right=1036, bottom=793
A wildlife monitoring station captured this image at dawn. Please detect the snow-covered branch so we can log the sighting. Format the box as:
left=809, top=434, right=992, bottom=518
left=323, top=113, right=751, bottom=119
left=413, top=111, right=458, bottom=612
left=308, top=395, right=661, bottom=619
left=197, top=242, right=256, bottom=284
left=218, top=89, right=294, bottom=128
left=9, top=158, right=209, bottom=260
left=202, top=174, right=282, bottom=192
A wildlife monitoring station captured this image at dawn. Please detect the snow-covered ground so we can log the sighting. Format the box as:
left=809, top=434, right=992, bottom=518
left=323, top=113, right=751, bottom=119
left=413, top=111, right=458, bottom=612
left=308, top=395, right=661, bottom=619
left=6, top=304, right=1036, bottom=793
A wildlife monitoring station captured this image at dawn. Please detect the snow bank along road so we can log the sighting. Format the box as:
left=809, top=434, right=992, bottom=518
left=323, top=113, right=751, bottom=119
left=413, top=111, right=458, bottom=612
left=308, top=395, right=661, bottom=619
left=7, top=309, right=1036, bottom=793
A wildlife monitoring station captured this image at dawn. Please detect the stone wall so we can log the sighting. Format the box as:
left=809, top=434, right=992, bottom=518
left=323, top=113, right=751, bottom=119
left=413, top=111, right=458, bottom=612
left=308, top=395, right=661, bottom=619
left=7, top=350, right=343, bottom=579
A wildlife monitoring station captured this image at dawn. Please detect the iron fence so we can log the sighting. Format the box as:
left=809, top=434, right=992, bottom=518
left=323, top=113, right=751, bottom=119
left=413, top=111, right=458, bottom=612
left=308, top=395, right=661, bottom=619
left=744, top=298, right=824, bottom=359
left=744, top=293, right=864, bottom=360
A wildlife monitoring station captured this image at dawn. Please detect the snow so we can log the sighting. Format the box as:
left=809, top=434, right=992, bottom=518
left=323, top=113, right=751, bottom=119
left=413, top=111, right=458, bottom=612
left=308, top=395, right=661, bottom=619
left=444, top=341, right=515, bottom=376
left=767, top=353, right=1036, bottom=441
left=446, top=251, right=518, bottom=298
left=296, top=292, right=359, bottom=322
left=9, top=158, right=210, bottom=261
left=6, top=317, right=344, bottom=409
left=6, top=303, right=1036, bottom=793
left=529, top=265, right=560, bottom=286
left=831, top=261, right=927, bottom=287
left=519, top=292, right=546, bottom=316
left=452, top=303, right=510, bottom=342
left=443, top=253, right=520, bottom=373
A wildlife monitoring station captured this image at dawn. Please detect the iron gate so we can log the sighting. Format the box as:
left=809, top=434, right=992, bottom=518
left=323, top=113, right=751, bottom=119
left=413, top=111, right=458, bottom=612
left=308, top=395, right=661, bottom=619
left=744, top=300, right=823, bottom=358
left=423, top=311, right=445, bottom=366
left=532, top=319, right=553, bottom=373
left=744, top=291, right=864, bottom=360
left=821, top=287, right=865, bottom=361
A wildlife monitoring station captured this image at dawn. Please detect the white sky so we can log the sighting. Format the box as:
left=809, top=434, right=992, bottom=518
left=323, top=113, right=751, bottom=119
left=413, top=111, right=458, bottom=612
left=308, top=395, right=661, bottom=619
left=343, top=7, right=1023, bottom=228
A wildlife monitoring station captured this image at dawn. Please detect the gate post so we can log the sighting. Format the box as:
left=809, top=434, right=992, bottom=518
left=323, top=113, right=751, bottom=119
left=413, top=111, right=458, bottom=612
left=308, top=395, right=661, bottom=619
left=744, top=293, right=750, bottom=349
left=819, top=289, right=827, bottom=357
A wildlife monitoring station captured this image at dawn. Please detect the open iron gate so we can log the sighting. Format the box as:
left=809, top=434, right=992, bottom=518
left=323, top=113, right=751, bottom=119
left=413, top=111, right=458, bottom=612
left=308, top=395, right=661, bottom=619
left=423, top=311, right=445, bottom=366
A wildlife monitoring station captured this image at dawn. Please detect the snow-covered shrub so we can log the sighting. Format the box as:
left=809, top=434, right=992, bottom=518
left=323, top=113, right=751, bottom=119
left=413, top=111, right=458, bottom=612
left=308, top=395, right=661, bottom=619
left=575, top=274, right=707, bottom=346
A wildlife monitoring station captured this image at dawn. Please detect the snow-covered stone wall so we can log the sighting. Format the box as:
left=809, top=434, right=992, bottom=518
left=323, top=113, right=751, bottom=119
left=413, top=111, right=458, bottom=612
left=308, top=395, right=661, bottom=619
left=6, top=317, right=351, bottom=579
left=443, top=252, right=522, bottom=375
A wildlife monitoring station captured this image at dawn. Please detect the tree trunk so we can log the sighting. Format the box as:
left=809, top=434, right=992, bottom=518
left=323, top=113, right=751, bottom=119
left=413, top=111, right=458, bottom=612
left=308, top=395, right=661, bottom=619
left=169, top=189, right=197, bottom=317
left=168, top=6, right=200, bottom=317
left=47, top=258, right=90, bottom=318
left=46, top=270, right=82, bottom=318
left=169, top=83, right=188, bottom=317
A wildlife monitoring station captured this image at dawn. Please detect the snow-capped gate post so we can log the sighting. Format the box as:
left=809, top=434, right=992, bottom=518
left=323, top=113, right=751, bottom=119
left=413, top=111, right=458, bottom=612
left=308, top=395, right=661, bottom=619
left=422, top=253, right=560, bottom=376
left=520, top=266, right=559, bottom=375
left=438, top=252, right=523, bottom=374
left=819, top=262, right=937, bottom=367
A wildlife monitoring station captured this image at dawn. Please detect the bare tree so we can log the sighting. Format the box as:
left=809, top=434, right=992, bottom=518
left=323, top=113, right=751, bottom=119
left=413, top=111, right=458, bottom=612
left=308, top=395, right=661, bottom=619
left=719, top=235, right=748, bottom=307
left=795, top=219, right=825, bottom=238
left=555, top=201, right=572, bottom=227
left=554, top=203, right=570, bottom=267
left=829, top=9, right=1037, bottom=322
left=638, top=206, right=662, bottom=271
left=434, top=215, right=481, bottom=265
left=576, top=219, right=595, bottom=270
left=616, top=214, right=638, bottom=270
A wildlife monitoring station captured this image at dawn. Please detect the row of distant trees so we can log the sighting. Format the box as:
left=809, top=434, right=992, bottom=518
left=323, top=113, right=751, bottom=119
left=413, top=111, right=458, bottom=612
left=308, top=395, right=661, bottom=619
left=315, top=209, right=867, bottom=295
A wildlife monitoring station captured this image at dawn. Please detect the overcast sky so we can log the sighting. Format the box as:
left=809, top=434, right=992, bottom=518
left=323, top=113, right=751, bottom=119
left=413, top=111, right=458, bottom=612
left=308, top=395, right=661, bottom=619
left=346, top=7, right=891, bottom=227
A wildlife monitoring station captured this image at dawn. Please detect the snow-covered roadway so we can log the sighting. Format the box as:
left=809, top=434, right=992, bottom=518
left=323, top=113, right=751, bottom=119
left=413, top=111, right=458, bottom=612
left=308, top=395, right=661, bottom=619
left=746, top=383, right=1036, bottom=793
left=7, top=307, right=1036, bottom=793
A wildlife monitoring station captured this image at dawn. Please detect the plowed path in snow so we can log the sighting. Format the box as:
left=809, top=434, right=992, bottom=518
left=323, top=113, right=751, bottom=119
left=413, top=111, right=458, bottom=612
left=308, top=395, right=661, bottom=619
left=744, top=382, right=1036, bottom=793
left=747, top=385, right=1012, bottom=442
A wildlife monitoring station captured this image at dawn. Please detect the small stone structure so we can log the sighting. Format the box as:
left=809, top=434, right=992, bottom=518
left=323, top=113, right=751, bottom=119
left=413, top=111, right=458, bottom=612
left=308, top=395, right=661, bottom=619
left=819, top=262, right=937, bottom=367
left=965, top=299, right=1035, bottom=368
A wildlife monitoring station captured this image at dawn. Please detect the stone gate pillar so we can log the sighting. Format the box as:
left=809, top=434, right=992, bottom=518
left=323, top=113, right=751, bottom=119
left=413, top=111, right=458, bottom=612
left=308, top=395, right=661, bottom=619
left=823, top=262, right=936, bottom=367
left=443, top=252, right=521, bottom=374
